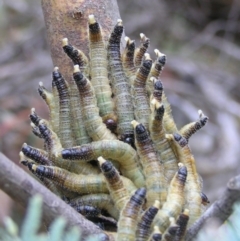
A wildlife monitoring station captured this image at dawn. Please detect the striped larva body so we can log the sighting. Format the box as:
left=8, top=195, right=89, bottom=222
left=154, top=164, right=187, bottom=233
left=174, top=209, right=189, bottom=241
left=134, top=33, right=150, bottom=67
left=88, top=15, right=116, bottom=125
left=133, top=54, right=152, bottom=128
left=149, top=99, right=178, bottom=182
left=136, top=200, right=160, bottom=241
left=180, top=110, right=208, bottom=141
left=69, top=194, right=119, bottom=220
left=170, top=134, right=202, bottom=225
left=117, top=188, right=146, bottom=241
left=122, top=37, right=137, bottom=86
left=108, top=19, right=134, bottom=143
left=98, top=157, right=130, bottom=211
left=73, top=65, right=117, bottom=141
left=61, top=140, right=145, bottom=187
left=52, top=67, right=74, bottom=148
left=132, top=120, right=167, bottom=207
left=62, top=38, right=89, bottom=77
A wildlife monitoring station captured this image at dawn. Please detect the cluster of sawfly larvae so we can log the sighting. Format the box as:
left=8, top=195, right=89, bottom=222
left=19, top=14, right=210, bottom=241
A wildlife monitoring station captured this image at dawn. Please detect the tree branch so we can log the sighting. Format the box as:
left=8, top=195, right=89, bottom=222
left=186, top=174, right=240, bottom=241
left=0, top=152, right=105, bottom=239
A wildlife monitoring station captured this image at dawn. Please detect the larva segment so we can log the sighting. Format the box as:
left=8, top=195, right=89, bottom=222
left=180, top=110, right=209, bottom=141
left=136, top=200, right=160, bottom=241
left=88, top=15, right=116, bottom=126
left=174, top=209, right=189, bottom=241
left=117, top=188, right=146, bottom=241
left=161, top=217, right=178, bottom=241
left=150, top=226, right=162, bottom=241
left=154, top=164, right=187, bottom=233
left=74, top=205, right=101, bottom=218
left=38, top=82, right=59, bottom=134
left=52, top=67, right=74, bottom=148
left=62, top=38, right=89, bottom=77
left=98, top=157, right=130, bottom=212
left=73, top=65, right=117, bottom=141
left=122, top=37, right=137, bottom=85
left=134, top=33, right=150, bottom=67
left=21, top=143, right=52, bottom=166
left=169, top=134, right=202, bottom=225
left=69, top=194, right=119, bottom=220
left=108, top=19, right=134, bottom=143
left=149, top=99, right=178, bottom=182
left=61, top=140, right=145, bottom=187
left=30, top=123, right=42, bottom=139
left=132, top=120, right=167, bottom=207
left=133, top=54, right=152, bottom=128
left=29, top=164, right=108, bottom=195
left=29, top=108, right=44, bottom=127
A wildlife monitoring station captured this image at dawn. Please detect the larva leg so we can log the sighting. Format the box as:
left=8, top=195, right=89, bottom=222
left=107, top=19, right=134, bottom=144
left=133, top=54, right=152, bottom=128
left=61, top=140, right=145, bottom=188
left=169, top=134, right=202, bottom=225
left=179, top=110, right=208, bottom=141
left=62, top=38, right=89, bottom=77
left=174, top=209, right=189, bottom=241
left=69, top=194, right=119, bottom=220
left=132, top=120, right=167, bottom=207
left=52, top=67, right=74, bottom=148
left=73, top=65, right=117, bottom=141
left=29, top=163, right=109, bottom=195
left=88, top=15, right=116, bottom=128
left=135, top=200, right=160, bottom=241
left=161, top=217, right=178, bottom=241
left=117, top=188, right=146, bottom=241
left=122, top=37, right=137, bottom=86
left=154, top=164, right=187, bottom=233
left=150, top=226, right=162, bottom=241
left=134, top=33, right=150, bottom=68
left=98, top=157, right=130, bottom=212
left=149, top=98, right=178, bottom=183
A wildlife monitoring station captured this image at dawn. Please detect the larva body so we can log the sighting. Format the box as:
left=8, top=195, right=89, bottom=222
left=132, top=121, right=167, bottom=207
left=73, top=65, right=117, bottom=141
left=88, top=15, right=116, bottom=124
left=61, top=140, right=144, bottom=187
left=117, top=188, right=146, bottom=241
left=108, top=20, right=134, bottom=143
left=174, top=209, right=189, bottom=241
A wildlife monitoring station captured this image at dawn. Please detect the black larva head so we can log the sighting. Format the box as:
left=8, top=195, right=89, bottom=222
left=158, top=55, right=166, bottom=66
left=52, top=68, right=62, bottom=80
left=37, top=85, right=46, bottom=100
left=156, top=105, right=165, bottom=116
left=62, top=44, right=74, bottom=55
left=89, top=22, right=100, bottom=34
left=200, top=116, right=209, bottom=126
left=135, top=123, right=146, bottom=135
left=100, top=160, right=113, bottom=173
left=104, top=119, right=117, bottom=132
left=142, top=59, right=152, bottom=70
left=120, top=134, right=134, bottom=147
left=154, top=80, right=163, bottom=91
left=127, top=41, right=135, bottom=52
left=73, top=71, right=86, bottom=86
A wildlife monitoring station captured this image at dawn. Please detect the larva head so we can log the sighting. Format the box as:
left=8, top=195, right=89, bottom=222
left=88, top=15, right=100, bottom=33
left=21, top=143, right=33, bottom=157
left=120, top=134, right=135, bottom=147
left=151, top=226, right=162, bottom=241
left=76, top=205, right=101, bottom=218
left=73, top=65, right=87, bottom=86
left=140, top=33, right=150, bottom=47
left=155, top=101, right=165, bottom=120
left=52, top=66, right=61, bottom=80
left=109, top=19, right=123, bottom=45
left=132, top=120, right=148, bottom=143
left=154, top=49, right=166, bottom=66
left=201, top=192, right=210, bottom=206
left=19, top=151, right=28, bottom=166
left=153, top=78, right=163, bottom=91
left=37, top=82, right=47, bottom=100
left=104, top=118, right=117, bottom=133
left=29, top=108, right=41, bottom=126
left=143, top=53, right=152, bottom=69
left=98, top=156, right=115, bottom=177
left=173, top=133, right=187, bottom=147
left=125, top=37, right=135, bottom=52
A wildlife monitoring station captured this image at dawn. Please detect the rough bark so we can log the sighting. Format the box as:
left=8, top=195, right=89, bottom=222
left=0, top=152, right=104, bottom=239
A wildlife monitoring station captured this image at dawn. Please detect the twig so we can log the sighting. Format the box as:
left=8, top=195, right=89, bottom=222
left=0, top=152, right=104, bottom=239
left=186, top=174, right=240, bottom=241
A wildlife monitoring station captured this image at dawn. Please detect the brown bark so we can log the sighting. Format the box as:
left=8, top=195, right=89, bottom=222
left=41, top=0, right=122, bottom=81
left=0, top=152, right=104, bottom=239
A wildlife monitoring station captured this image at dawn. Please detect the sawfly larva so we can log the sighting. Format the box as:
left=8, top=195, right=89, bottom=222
left=73, top=65, right=117, bottom=141
left=52, top=67, right=74, bottom=148
left=133, top=54, right=152, bottom=128
left=61, top=139, right=144, bottom=187
left=62, top=38, right=89, bottom=77
left=149, top=98, right=178, bottom=182
left=98, top=157, right=130, bottom=211
left=179, top=110, right=208, bottom=141
left=122, top=36, right=137, bottom=85
left=69, top=193, right=119, bottom=220
left=154, top=163, right=187, bottom=233
left=161, top=217, right=178, bottom=241
left=29, top=163, right=109, bottom=195
left=136, top=200, right=160, bottom=241
left=88, top=15, right=116, bottom=126
left=108, top=19, right=134, bottom=144
left=117, top=188, right=146, bottom=241
left=169, top=133, right=202, bottom=225
left=174, top=209, right=189, bottom=241
left=132, top=120, right=167, bottom=207
left=134, top=33, right=150, bottom=67
left=150, top=226, right=162, bottom=241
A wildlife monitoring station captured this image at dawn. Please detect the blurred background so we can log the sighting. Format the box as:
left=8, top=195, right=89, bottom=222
left=0, top=0, right=240, bottom=225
